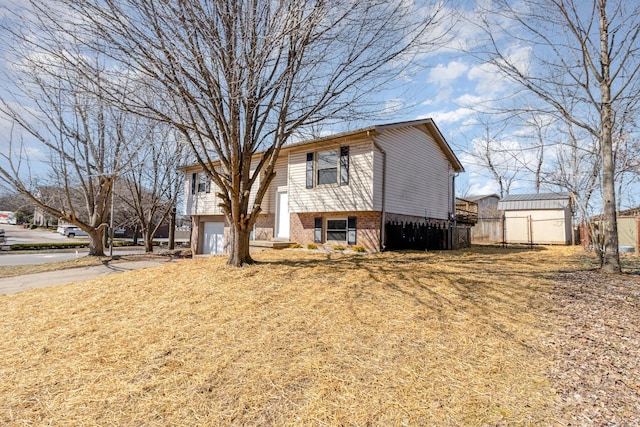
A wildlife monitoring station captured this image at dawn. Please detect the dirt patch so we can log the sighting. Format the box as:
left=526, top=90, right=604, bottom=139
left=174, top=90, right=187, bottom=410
left=543, top=270, right=640, bottom=425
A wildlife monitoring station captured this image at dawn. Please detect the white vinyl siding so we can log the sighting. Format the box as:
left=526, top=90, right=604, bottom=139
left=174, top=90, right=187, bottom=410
left=263, top=156, right=289, bottom=214
left=375, top=127, right=452, bottom=220
left=185, top=171, right=224, bottom=216
left=288, top=140, right=374, bottom=213
left=184, top=166, right=262, bottom=216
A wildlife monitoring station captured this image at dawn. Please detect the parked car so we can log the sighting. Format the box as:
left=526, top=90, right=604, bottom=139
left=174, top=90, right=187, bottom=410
left=58, top=225, right=74, bottom=235
left=64, top=226, right=89, bottom=238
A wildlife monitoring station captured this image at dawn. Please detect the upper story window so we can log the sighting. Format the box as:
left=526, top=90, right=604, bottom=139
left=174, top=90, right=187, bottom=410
left=191, top=172, right=211, bottom=194
left=306, top=146, right=349, bottom=188
left=317, top=150, right=339, bottom=185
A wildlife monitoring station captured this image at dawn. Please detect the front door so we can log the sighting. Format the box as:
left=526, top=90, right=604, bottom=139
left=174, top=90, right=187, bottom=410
left=276, top=191, right=289, bottom=239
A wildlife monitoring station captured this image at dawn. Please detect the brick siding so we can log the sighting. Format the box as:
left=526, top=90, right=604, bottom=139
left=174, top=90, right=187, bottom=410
left=290, top=211, right=381, bottom=251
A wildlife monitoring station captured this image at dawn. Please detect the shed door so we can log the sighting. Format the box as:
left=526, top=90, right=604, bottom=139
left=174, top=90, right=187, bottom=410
left=203, top=221, right=224, bottom=254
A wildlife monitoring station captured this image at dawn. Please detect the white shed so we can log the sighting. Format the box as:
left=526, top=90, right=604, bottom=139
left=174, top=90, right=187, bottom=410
left=498, top=193, right=573, bottom=245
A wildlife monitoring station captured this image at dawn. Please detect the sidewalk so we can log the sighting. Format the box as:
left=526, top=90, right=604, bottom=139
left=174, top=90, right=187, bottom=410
left=0, top=259, right=174, bottom=296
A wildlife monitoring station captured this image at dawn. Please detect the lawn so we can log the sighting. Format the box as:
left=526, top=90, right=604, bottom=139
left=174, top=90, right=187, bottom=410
left=1, top=246, right=638, bottom=425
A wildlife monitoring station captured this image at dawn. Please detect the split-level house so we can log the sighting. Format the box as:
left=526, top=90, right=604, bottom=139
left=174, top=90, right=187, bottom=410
left=182, top=118, right=465, bottom=254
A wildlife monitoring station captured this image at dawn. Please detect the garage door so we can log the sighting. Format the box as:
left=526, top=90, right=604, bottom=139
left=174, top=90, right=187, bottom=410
left=203, top=222, right=224, bottom=255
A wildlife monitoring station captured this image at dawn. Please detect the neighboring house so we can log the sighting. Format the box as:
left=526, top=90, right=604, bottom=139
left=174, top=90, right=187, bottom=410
left=464, top=194, right=501, bottom=243
left=182, top=118, right=465, bottom=255
left=617, top=207, right=640, bottom=251
left=583, top=206, right=640, bottom=252
left=498, top=192, right=574, bottom=245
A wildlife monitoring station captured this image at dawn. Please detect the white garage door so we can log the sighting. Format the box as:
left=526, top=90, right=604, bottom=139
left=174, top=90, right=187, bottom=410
left=203, top=222, right=224, bottom=255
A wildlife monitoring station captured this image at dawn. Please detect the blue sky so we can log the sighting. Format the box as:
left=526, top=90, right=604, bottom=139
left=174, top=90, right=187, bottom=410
left=1, top=0, right=637, bottom=211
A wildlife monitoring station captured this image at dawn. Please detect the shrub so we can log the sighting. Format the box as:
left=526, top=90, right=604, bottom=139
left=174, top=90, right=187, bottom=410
left=332, top=245, right=346, bottom=251
left=352, top=245, right=366, bottom=253
left=306, top=243, right=318, bottom=250
left=10, top=242, right=89, bottom=251
left=290, top=243, right=303, bottom=249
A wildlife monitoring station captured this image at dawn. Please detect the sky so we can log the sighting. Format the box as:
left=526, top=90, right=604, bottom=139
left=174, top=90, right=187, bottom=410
left=1, top=0, right=638, bottom=212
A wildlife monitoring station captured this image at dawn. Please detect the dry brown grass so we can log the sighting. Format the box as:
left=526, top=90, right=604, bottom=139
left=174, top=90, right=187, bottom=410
left=0, top=246, right=591, bottom=426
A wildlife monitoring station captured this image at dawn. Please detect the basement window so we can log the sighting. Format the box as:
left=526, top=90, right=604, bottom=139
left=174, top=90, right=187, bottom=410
left=326, top=218, right=347, bottom=242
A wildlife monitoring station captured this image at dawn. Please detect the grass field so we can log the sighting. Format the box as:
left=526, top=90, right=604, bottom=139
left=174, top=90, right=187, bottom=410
left=0, top=246, right=624, bottom=425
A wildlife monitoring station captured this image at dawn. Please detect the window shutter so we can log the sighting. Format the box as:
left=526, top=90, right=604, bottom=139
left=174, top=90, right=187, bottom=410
left=314, top=217, right=322, bottom=243
left=340, top=146, right=349, bottom=185
left=348, top=216, right=357, bottom=245
left=306, top=152, right=314, bottom=189
left=191, top=173, right=197, bottom=194
left=205, top=177, right=211, bottom=193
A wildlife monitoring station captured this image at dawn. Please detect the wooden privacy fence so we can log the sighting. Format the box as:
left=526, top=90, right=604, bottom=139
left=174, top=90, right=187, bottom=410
left=385, top=221, right=447, bottom=250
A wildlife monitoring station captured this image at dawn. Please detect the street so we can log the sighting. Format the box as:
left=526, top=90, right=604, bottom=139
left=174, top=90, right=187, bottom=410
left=0, top=223, right=71, bottom=245
left=0, top=224, right=145, bottom=266
left=0, top=251, right=89, bottom=266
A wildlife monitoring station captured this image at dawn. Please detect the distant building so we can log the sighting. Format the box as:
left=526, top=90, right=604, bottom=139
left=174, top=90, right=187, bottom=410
left=498, top=193, right=573, bottom=245
left=0, top=211, right=17, bottom=225
left=464, top=194, right=501, bottom=243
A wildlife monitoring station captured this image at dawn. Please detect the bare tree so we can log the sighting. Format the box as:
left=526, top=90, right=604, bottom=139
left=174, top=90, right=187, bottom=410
left=0, top=6, right=144, bottom=256
left=119, top=124, right=186, bottom=253
left=468, top=120, right=523, bottom=198
left=613, top=122, right=640, bottom=211
left=57, top=0, right=453, bottom=266
left=472, top=0, right=640, bottom=273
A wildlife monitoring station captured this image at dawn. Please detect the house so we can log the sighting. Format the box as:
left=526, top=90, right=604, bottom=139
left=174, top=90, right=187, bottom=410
left=463, top=194, right=501, bottom=243
left=498, top=192, right=574, bottom=245
left=617, top=207, right=640, bottom=252
left=182, top=118, right=465, bottom=254
left=582, top=206, right=640, bottom=252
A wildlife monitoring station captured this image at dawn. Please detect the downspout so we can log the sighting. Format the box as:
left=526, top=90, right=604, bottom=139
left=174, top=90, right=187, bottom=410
left=450, top=170, right=459, bottom=249
left=371, top=133, right=387, bottom=251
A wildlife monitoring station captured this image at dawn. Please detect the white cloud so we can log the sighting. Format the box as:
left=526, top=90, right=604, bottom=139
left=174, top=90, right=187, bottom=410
left=466, top=62, right=509, bottom=98
left=428, top=61, right=469, bottom=86
left=420, top=107, right=475, bottom=126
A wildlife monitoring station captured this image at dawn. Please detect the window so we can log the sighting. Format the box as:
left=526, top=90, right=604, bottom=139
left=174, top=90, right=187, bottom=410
left=326, top=218, right=347, bottom=241
left=306, top=146, right=349, bottom=187
left=198, top=173, right=211, bottom=193
left=317, top=150, right=339, bottom=185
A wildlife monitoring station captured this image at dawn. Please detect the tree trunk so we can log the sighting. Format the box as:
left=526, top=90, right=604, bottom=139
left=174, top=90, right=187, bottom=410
left=168, top=206, right=176, bottom=250
left=143, top=229, right=154, bottom=253
left=226, top=222, right=254, bottom=266
left=88, top=229, right=105, bottom=256
left=599, top=3, right=621, bottom=273
left=601, top=123, right=620, bottom=272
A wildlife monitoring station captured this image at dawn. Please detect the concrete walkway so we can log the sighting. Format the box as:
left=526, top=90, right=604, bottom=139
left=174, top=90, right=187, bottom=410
left=0, top=259, right=173, bottom=296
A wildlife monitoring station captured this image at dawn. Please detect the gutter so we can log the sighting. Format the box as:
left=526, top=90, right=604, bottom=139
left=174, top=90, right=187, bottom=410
left=371, top=133, right=387, bottom=251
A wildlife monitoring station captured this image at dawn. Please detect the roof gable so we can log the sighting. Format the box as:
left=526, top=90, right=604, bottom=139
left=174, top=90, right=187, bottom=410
left=180, top=118, right=464, bottom=172
left=284, top=118, right=464, bottom=172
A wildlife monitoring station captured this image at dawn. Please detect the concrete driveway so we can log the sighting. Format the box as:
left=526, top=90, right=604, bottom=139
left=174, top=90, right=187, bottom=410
left=0, top=258, right=176, bottom=296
